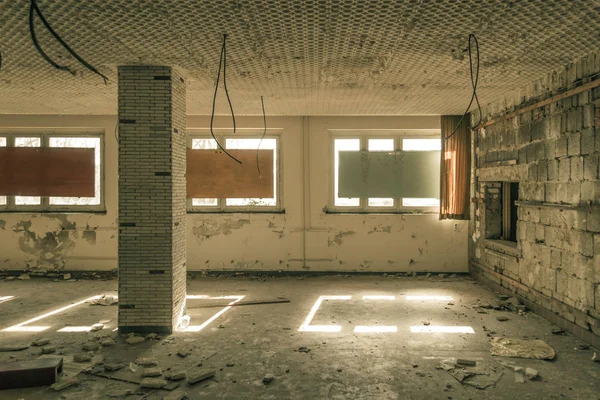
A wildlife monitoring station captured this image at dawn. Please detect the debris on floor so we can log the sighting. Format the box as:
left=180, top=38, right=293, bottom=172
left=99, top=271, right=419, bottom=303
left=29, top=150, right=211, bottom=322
left=490, top=337, right=556, bottom=360
left=50, top=377, right=78, bottom=391
left=90, top=295, right=118, bottom=306
left=163, top=390, right=187, bottom=400
left=262, top=374, right=275, bottom=384
left=593, top=352, right=599, bottom=362
left=32, top=338, right=51, bottom=347
left=496, top=316, right=510, bottom=322
left=0, top=356, right=64, bottom=389
left=125, top=336, right=145, bottom=345
left=298, top=346, right=311, bottom=353
left=550, top=327, right=566, bottom=335
left=0, top=343, right=30, bottom=352
left=437, top=358, right=503, bottom=390
left=188, top=369, right=215, bottom=384
left=497, top=360, right=540, bottom=382
left=140, top=377, right=167, bottom=388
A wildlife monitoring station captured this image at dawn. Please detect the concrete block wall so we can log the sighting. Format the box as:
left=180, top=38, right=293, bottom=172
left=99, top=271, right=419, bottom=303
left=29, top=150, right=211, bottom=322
left=472, top=50, right=600, bottom=337
left=117, top=66, right=186, bottom=333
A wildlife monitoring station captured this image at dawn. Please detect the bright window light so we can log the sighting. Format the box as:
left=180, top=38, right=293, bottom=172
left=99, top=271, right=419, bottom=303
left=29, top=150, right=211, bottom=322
left=334, top=139, right=360, bottom=207
left=362, top=295, right=395, bottom=300
left=367, top=139, right=394, bottom=207
left=298, top=295, right=352, bottom=332
left=225, top=138, right=277, bottom=207
left=179, top=295, right=245, bottom=332
left=15, top=137, right=41, bottom=205
left=405, top=295, right=453, bottom=301
left=2, top=295, right=101, bottom=333
left=402, top=139, right=441, bottom=151
left=0, top=296, right=15, bottom=304
left=354, top=326, right=398, bottom=333
left=49, top=137, right=101, bottom=206
left=410, top=326, right=475, bottom=333
left=402, top=198, right=440, bottom=207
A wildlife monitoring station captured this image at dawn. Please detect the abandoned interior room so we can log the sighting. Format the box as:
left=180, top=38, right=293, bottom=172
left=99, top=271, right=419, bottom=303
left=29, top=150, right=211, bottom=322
left=0, top=1, right=599, bottom=399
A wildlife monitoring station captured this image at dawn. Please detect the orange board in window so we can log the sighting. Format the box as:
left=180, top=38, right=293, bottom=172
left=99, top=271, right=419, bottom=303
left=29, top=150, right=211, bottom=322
left=0, top=147, right=95, bottom=197
left=187, top=149, right=274, bottom=198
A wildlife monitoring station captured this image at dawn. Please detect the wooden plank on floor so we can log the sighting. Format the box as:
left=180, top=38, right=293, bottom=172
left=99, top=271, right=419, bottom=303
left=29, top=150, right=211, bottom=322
left=186, top=149, right=273, bottom=198
left=0, top=356, right=63, bottom=389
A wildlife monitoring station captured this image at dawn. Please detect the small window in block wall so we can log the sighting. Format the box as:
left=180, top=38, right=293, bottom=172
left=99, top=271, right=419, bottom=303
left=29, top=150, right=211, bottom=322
left=0, top=137, right=5, bottom=206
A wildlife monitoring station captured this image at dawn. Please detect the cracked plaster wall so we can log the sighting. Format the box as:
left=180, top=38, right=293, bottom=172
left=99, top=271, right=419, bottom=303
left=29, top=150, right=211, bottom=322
left=0, top=114, right=468, bottom=273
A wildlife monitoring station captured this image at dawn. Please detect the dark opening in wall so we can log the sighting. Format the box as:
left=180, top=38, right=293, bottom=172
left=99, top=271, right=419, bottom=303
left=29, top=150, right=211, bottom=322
left=485, top=182, right=519, bottom=243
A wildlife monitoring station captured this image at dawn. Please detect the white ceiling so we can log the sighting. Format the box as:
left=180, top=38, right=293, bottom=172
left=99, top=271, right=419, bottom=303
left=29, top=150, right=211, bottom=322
left=1, top=0, right=599, bottom=116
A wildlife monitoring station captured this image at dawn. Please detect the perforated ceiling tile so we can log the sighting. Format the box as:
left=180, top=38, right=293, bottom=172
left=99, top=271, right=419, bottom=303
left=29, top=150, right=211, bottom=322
left=0, top=0, right=599, bottom=115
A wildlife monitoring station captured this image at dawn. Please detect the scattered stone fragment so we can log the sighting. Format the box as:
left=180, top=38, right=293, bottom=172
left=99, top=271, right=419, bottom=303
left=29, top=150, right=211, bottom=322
left=551, top=327, right=565, bottom=335
left=262, top=374, right=275, bottom=384
left=51, top=377, right=79, bottom=391
left=217, top=324, right=225, bottom=329
left=490, top=337, right=556, bottom=360
left=101, top=339, right=116, bottom=347
left=163, top=390, right=187, bottom=400
left=82, top=342, right=100, bottom=351
left=140, top=378, right=167, bottom=389
left=99, top=319, right=111, bottom=325
left=576, top=343, right=590, bottom=350
left=456, top=359, right=476, bottom=366
left=146, top=333, right=159, bottom=340
left=105, top=362, right=126, bottom=371
left=497, top=294, right=510, bottom=301
left=496, top=316, right=509, bottom=322
left=74, top=353, right=92, bottom=363
left=337, top=368, right=343, bottom=372
left=514, top=367, right=525, bottom=383
left=412, top=364, right=418, bottom=368
left=439, top=274, right=447, bottom=278
left=0, top=344, right=30, bottom=352
left=188, top=369, right=215, bottom=384
left=63, top=273, right=71, bottom=280
left=165, top=369, right=187, bottom=381
left=592, top=352, right=600, bottom=362
left=32, top=338, right=51, bottom=347
left=126, top=336, right=145, bottom=345
left=18, top=274, right=30, bottom=280
left=422, top=321, right=430, bottom=326
left=525, top=367, right=538, bottom=380
left=143, top=367, right=163, bottom=377
left=447, top=302, right=454, bottom=306
left=91, top=323, right=104, bottom=332
left=298, top=347, right=311, bottom=353
left=135, top=357, right=158, bottom=366
left=41, top=346, right=56, bottom=354
left=226, top=363, right=235, bottom=367
left=176, top=348, right=191, bottom=358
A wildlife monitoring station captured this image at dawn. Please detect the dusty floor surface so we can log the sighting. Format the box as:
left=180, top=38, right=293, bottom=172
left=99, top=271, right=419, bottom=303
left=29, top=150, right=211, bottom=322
left=0, top=275, right=598, bottom=400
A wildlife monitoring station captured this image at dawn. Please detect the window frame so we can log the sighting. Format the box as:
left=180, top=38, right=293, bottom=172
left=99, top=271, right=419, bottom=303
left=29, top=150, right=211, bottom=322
left=328, top=129, right=441, bottom=214
left=0, top=130, right=105, bottom=213
left=187, top=129, right=283, bottom=213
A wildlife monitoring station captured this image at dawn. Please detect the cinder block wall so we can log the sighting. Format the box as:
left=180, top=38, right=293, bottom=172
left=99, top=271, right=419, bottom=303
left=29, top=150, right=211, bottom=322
left=471, top=50, right=600, bottom=340
left=117, top=66, right=186, bottom=333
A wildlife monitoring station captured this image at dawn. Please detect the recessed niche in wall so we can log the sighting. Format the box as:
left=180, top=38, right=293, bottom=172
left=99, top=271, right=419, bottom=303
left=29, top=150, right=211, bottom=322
left=485, top=182, right=519, bottom=243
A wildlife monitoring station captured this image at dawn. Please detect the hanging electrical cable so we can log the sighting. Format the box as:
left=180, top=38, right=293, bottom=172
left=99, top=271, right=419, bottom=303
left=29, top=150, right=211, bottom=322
left=445, top=34, right=481, bottom=141
left=256, top=95, right=267, bottom=179
left=210, top=33, right=242, bottom=164
left=29, top=0, right=108, bottom=84
left=222, top=34, right=236, bottom=133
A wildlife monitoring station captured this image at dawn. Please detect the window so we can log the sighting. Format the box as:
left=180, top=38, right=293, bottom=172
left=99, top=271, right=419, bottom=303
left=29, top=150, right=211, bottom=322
left=485, top=182, right=518, bottom=243
left=0, top=133, right=104, bottom=211
left=189, top=134, right=280, bottom=212
left=331, top=134, right=441, bottom=212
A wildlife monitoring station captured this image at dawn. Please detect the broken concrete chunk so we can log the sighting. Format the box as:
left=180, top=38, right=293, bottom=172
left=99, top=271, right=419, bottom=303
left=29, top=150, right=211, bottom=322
left=63, top=273, right=71, bottom=280
left=456, top=359, right=476, bottom=366
left=99, top=319, right=111, bottom=325
left=82, top=342, right=100, bottom=351
left=551, top=327, right=565, bottom=335
left=18, top=274, right=31, bottom=280
left=135, top=357, right=158, bottom=366
left=101, top=339, right=116, bottom=347
left=298, top=347, right=311, bottom=353
left=41, top=346, right=56, bottom=354
left=142, top=367, right=163, bottom=377
left=165, top=369, right=187, bottom=381
left=176, top=348, right=191, bottom=358
left=140, top=378, right=167, bottom=389
left=32, top=338, right=51, bottom=347
left=146, top=333, right=159, bottom=340
left=496, top=316, right=509, bottom=322
left=104, top=362, right=126, bottom=372
left=592, top=352, right=600, bottom=362
left=0, top=344, right=30, bottom=352
left=262, top=374, right=275, bottom=384
left=525, top=367, right=538, bottom=380
left=490, top=337, right=556, bottom=360
left=514, top=370, right=525, bottom=384
left=188, top=369, right=215, bottom=384
left=90, top=295, right=118, bottom=306
left=163, top=390, right=187, bottom=400
left=74, top=353, right=92, bottom=363
left=91, top=323, right=104, bottom=332
left=126, top=336, right=145, bottom=345
left=51, top=377, right=78, bottom=391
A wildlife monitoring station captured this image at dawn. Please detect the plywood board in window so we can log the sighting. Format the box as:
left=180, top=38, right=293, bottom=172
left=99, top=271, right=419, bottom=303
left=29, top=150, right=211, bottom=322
left=338, top=150, right=440, bottom=198
left=187, top=149, right=274, bottom=198
left=0, top=147, right=95, bottom=197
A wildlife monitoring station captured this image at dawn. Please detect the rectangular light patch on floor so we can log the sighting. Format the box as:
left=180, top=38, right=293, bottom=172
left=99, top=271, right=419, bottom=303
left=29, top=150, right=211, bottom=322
left=179, top=295, right=245, bottom=333
left=362, top=295, right=395, bottom=300
left=298, top=295, right=352, bottom=332
left=410, top=326, right=475, bottom=334
left=405, top=296, right=453, bottom=301
left=354, top=326, right=398, bottom=333
left=0, top=296, right=15, bottom=304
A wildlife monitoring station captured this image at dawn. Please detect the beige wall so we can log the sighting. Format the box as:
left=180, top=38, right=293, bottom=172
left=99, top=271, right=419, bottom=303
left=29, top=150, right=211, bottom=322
left=0, top=114, right=468, bottom=273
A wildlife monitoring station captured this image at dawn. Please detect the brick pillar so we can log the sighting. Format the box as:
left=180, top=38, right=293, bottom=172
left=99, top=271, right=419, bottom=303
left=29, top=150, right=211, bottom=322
left=117, top=66, right=187, bottom=334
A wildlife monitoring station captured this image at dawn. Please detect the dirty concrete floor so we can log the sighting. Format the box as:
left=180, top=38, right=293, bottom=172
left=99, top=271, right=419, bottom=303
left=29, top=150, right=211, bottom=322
left=0, top=275, right=598, bottom=400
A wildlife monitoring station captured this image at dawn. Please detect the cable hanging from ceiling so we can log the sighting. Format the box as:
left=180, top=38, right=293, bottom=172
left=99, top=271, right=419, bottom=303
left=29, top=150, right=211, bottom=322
left=210, top=33, right=242, bottom=164
left=445, top=34, right=481, bottom=141
left=29, top=0, right=108, bottom=84
left=256, top=95, right=267, bottom=179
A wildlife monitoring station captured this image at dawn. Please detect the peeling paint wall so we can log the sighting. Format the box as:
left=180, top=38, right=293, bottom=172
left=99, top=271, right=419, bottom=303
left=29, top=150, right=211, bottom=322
left=0, top=114, right=468, bottom=272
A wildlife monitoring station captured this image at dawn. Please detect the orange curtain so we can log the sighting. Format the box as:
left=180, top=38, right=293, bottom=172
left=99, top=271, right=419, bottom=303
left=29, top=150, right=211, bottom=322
left=440, top=115, right=471, bottom=220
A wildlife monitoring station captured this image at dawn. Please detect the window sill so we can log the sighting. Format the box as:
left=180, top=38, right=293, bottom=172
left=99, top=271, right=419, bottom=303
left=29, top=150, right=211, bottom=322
left=187, top=210, right=285, bottom=215
left=325, top=210, right=438, bottom=215
left=484, top=239, right=520, bottom=258
left=0, top=209, right=107, bottom=215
